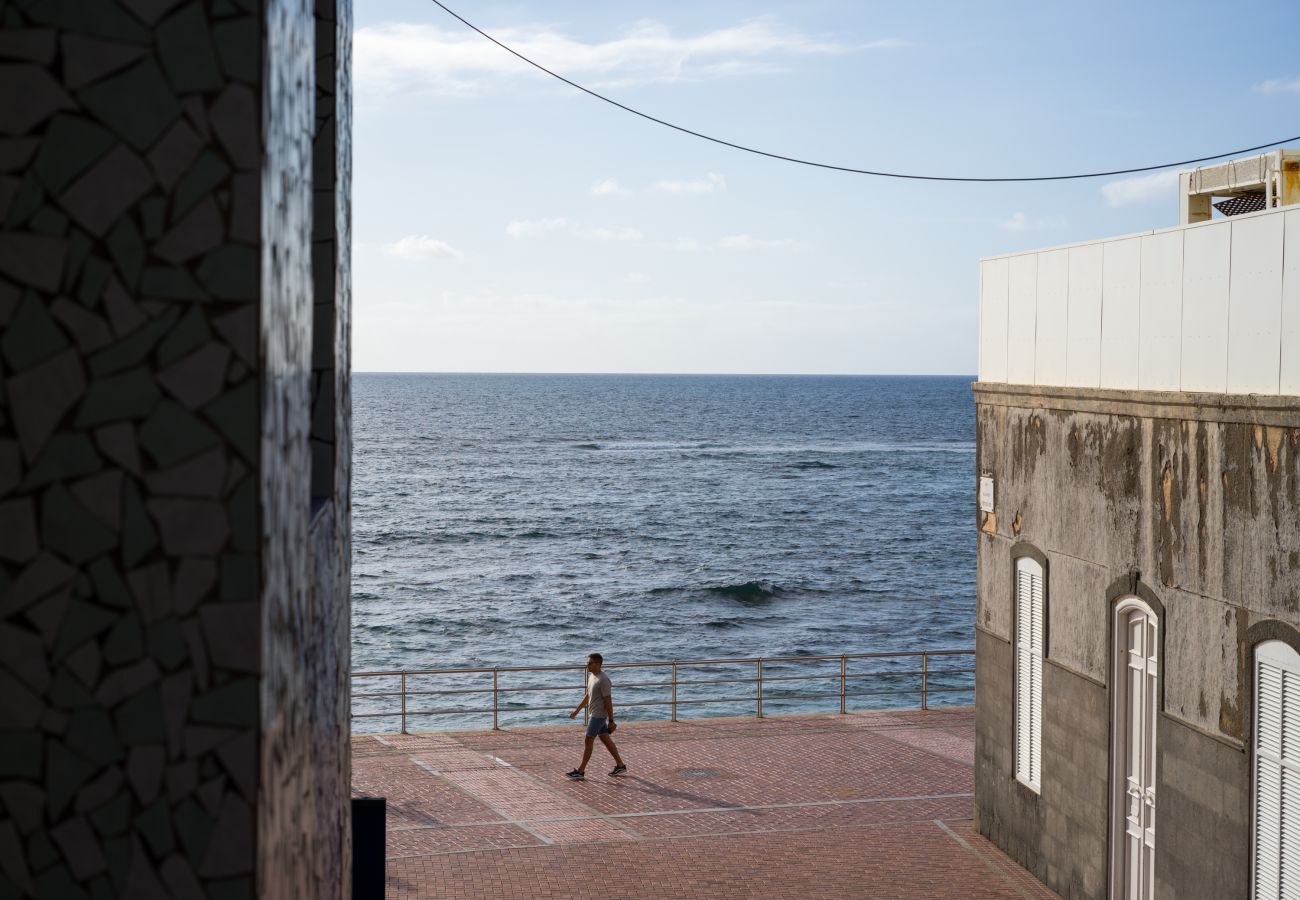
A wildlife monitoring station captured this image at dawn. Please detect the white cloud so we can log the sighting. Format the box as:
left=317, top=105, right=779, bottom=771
left=576, top=224, right=644, bottom=242
left=719, top=234, right=794, bottom=250
left=590, top=178, right=631, bottom=197
left=355, top=19, right=902, bottom=96
left=383, top=235, right=463, bottom=260
left=506, top=217, right=569, bottom=237
left=654, top=173, right=727, bottom=194
left=1000, top=212, right=1068, bottom=233
left=1254, top=76, right=1300, bottom=93
left=1100, top=170, right=1180, bottom=208
left=507, top=218, right=642, bottom=242
left=670, top=238, right=702, bottom=252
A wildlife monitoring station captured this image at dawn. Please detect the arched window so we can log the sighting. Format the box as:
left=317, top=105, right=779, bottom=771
left=1014, top=555, right=1045, bottom=791
left=1253, top=639, right=1300, bottom=898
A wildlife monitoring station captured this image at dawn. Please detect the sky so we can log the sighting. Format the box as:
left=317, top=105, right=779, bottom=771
left=352, top=0, right=1300, bottom=374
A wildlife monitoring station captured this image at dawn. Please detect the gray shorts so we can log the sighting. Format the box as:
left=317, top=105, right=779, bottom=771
left=585, top=717, right=610, bottom=738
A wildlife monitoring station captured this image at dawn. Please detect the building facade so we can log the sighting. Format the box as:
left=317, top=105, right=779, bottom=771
left=974, top=153, right=1300, bottom=899
left=0, top=0, right=352, bottom=896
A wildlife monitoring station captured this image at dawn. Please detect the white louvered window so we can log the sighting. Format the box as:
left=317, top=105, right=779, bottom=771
left=1254, top=640, right=1300, bottom=900
left=1014, top=556, right=1044, bottom=792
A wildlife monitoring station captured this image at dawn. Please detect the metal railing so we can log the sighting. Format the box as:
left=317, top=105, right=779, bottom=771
left=351, top=649, right=974, bottom=734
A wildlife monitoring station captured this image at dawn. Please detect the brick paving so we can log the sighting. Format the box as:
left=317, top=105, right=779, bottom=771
left=352, top=708, right=1058, bottom=899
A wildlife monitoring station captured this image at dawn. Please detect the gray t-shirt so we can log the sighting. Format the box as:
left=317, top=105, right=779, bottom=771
left=586, top=671, right=612, bottom=719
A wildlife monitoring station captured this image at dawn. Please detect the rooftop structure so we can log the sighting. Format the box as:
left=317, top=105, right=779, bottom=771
left=973, top=151, right=1300, bottom=900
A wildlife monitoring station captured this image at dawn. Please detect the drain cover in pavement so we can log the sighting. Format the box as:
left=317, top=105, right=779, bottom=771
left=678, top=769, right=722, bottom=778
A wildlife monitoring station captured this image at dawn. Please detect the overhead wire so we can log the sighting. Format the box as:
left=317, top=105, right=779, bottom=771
left=427, top=0, right=1300, bottom=183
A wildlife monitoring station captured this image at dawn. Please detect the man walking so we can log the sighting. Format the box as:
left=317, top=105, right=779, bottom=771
left=566, top=653, right=627, bottom=780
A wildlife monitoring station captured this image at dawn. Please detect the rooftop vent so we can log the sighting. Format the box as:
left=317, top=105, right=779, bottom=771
left=1212, top=192, right=1267, bottom=217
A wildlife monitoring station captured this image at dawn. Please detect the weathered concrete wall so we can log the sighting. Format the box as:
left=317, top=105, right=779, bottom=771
left=0, top=1, right=351, bottom=896
left=974, top=383, right=1300, bottom=900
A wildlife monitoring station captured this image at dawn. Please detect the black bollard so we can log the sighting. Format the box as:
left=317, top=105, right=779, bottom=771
left=352, top=796, right=386, bottom=900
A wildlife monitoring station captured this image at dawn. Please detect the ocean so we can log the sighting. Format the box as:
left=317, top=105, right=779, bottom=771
left=351, top=373, right=976, bottom=729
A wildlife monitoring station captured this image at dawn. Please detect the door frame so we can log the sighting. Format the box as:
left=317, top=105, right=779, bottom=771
left=1109, top=594, right=1160, bottom=900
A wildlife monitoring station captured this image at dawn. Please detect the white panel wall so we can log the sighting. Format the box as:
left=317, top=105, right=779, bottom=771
left=1138, top=230, right=1184, bottom=391
left=980, top=258, right=1009, bottom=383
left=1100, top=238, right=1141, bottom=389
left=1279, top=210, right=1300, bottom=395
left=1180, top=221, right=1231, bottom=393
left=1007, top=255, right=1038, bottom=385
left=1066, top=242, right=1103, bottom=388
left=979, top=207, right=1297, bottom=396
left=1034, top=249, right=1069, bottom=386
left=1227, top=213, right=1285, bottom=394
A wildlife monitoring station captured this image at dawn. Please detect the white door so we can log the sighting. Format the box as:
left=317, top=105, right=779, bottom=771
left=1113, top=602, right=1158, bottom=900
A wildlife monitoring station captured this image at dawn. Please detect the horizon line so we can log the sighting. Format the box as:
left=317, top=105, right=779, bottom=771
left=350, top=370, right=977, bottom=378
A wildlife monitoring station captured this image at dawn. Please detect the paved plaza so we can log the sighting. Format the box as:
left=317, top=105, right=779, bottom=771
left=352, top=708, right=1059, bottom=898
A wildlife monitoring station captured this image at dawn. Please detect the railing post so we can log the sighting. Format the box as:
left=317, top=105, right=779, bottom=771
left=840, top=655, right=847, bottom=714
left=756, top=658, right=764, bottom=719
left=671, top=660, right=678, bottom=723
left=492, top=668, right=499, bottom=730
left=921, top=653, right=929, bottom=710
left=400, top=671, right=408, bottom=734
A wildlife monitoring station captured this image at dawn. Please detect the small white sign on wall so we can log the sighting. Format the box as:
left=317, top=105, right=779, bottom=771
left=979, top=476, right=995, bottom=513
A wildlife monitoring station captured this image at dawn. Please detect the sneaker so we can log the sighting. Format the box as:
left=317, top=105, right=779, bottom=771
left=609, top=765, right=627, bottom=777
left=565, top=769, right=585, bottom=780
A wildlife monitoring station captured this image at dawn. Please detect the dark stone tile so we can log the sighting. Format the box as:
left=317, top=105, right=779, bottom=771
left=171, top=149, right=228, bottom=219
left=0, top=731, right=41, bottom=779
left=6, top=348, right=85, bottom=462
left=95, top=659, right=159, bottom=708
left=0, top=29, right=57, bottom=64
left=61, top=34, right=148, bottom=90
left=50, top=817, right=106, bottom=880
left=228, top=171, right=256, bottom=243
left=195, top=244, right=256, bottom=300
left=0, top=669, right=43, bottom=730
left=171, top=798, right=211, bottom=864
left=212, top=18, right=257, bottom=84
left=178, top=620, right=209, bottom=690
left=0, top=820, right=35, bottom=896
left=0, top=438, right=18, bottom=497
left=87, top=306, right=179, bottom=376
left=158, top=854, right=203, bottom=900
left=70, top=469, right=123, bottom=530
left=88, top=792, right=130, bottom=837
left=165, top=760, right=197, bottom=803
left=211, top=305, right=254, bottom=365
left=118, top=0, right=188, bottom=26
left=146, top=498, right=228, bottom=555
left=158, top=2, right=221, bottom=92
left=145, top=446, right=224, bottom=497
left=172, top=557, right=215, bottom=614
left=100, top=277, right=146, bottom=337
left=154, top=196, right=222, bottom=263
left=32, top=115, right=116, bottom=194
left=197, top=792, right=251, bottom=877
left=199, top=604, right=257, bottom=673
left=214, top=731, right=254, bottom=801
left=50, top=298, right=112, bottom=354
left=101, top=615, right=142, bottom=667
left=58, top=144, right=154, bottom=237
left=78, top=59, right=182, bottom=150
left=127, top=561, right=170, bottom=624
left=132, top=801, right=174, bottom=862
left=0, top=63, right=74, bottom=135
left=114, top=685, right=165, bottom=743
left=18, top=433, right=103, bottom=493
left=138, top=195, right=165, bottom=239
left=138, top=400, right=221, bottom=467
left=21, top=0, right=150, bottom=43
left=0, top=621, right=49, bottom=693
left=121, top=479, right=158, bottom=567
left=63, top=640, right=102, bottom=689
left=50, top=598, right=118, bottom=661
left=145, top=119, right=201, bottom=190
left=223, top=483, right=254, bottom=553
left=146, top=618, right=186, bottom=670
left=0, top=552, right=75, bottom=620
left=0, top=498, right=37, bottom=563
left=139, top=265, right=206, bottom=301
left=0, top=782, right=43, bottom=833
left=0, top=138, right=39, bottom=174
left=2, top=294, right=69, bottom=370
left=126, top=744, right=164, bottom=804
left=92, top=422, right=140, bottom=475
left=202, top=380, right=255, bottom=462
left=190, top=677, right=254, bottom=726
left=197, top=776, right=223, bottom=816
left=120, top=836, right=168, bottom=900
left=156, top=304, right=208, bottom=364
left=207, top=83, right=257, bottom=169
left=0, top=230, right=67, bottom=292
left=0, top=175, right=19, bottom=221
left=105, top=218, right=144, bottom=289
left=159, top=342, right=230, bottom=409
left=75, top=366, right=161, bottom=427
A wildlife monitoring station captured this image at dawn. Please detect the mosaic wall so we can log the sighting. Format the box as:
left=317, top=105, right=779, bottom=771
left=0, top=0, right=351, bottom=896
